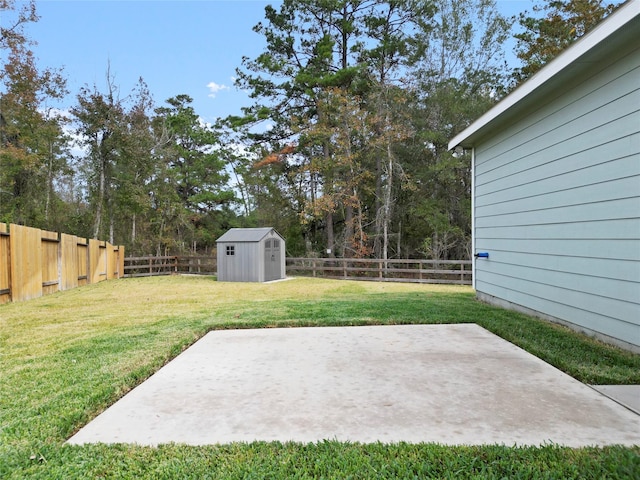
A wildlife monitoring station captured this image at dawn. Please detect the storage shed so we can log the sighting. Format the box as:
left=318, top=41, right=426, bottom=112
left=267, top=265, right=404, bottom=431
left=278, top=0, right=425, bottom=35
left=216, top=228, right=286, bottom=282
left=448, top=0, right=640, bottom=352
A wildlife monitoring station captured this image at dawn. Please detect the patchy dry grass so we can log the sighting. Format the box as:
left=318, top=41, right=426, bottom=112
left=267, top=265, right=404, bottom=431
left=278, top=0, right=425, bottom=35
left=1, top=276, right=638, bottom=479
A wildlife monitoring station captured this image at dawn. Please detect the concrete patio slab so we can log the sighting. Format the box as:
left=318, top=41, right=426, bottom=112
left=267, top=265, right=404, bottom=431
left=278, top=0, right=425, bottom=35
left=67, top=324, right=640, bottom=447
left=591, top=385, right=640, bottom=415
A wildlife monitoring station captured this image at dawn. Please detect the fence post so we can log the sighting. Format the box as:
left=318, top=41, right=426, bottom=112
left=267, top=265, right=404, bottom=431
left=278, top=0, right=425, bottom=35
left=119, top=246, right=125, bottom=279
left=312, top=259, right=317, bottom=277
left=0, top=223, right=10, bottom=304
left=83, top=239, right=89, bottom=284
left=343, top=259, right=347, bottom=279
left=57, top=231, right=62, bottom=294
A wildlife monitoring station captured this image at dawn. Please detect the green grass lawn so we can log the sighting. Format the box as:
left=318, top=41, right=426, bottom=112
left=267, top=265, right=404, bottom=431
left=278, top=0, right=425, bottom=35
left=1, top=276, right=638, bottom=479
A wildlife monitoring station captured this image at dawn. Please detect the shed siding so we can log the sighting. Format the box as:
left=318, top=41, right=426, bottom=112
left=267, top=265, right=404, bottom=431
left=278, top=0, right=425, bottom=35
left=474, top=46, right=640, bottom=349
left=218, top=243, right=261, bottom=282
left=216, top=228, right=286, bottom=282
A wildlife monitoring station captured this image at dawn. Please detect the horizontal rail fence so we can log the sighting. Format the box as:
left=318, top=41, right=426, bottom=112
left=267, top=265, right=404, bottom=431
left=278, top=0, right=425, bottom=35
left=124, top=255, right=217, bottom=277
left=0, top=223, right=124, bottom=304
left=286, top=258, right=472, bottom=285
left=124, top=255, right=471, bottom=285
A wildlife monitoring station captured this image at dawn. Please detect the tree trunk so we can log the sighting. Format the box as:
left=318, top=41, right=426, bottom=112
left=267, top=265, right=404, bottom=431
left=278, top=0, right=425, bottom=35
left=93, top=156, right=105, bottom=239
left=109, top=203, right=114, bottom=244
left=382, top=141, right=394, bottom=262
left=45, top=139, right=54, bottom=222
left=323, top=135, right=335, bottom=257
left=326, top=211, right=335, bottom=257
left=131, top=213, right=136, bottom=244
left=374, top=152, right=383, bottom=258
left=344, top=203, right=354, bottom=256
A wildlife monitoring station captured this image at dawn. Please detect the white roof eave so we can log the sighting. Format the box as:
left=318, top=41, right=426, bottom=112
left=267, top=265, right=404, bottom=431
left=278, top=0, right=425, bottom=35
left=448, top=0, right=640, bottom=150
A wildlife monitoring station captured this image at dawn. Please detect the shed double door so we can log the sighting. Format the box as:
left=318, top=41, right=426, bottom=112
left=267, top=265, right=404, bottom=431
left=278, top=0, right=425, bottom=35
left=264, top=238, right=282, bottom=281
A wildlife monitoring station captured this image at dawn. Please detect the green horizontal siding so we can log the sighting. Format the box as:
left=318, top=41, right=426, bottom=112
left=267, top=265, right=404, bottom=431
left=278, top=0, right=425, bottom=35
left=474, top=44, right=640, bottom=349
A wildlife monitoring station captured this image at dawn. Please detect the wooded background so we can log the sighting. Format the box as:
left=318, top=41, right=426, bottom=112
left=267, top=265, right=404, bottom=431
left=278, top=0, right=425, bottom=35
left=0, top=0, right=618, bottom=259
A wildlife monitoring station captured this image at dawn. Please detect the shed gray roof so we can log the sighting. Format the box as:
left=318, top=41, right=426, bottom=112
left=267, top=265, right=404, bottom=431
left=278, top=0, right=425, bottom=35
left=216, top=227, right=282, bottom=243
left=448, top=0, right=640, bottom=150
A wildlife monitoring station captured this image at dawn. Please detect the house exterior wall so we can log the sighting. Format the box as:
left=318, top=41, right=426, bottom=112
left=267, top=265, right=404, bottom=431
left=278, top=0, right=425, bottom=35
left=473, top=44, right=640, bottom=350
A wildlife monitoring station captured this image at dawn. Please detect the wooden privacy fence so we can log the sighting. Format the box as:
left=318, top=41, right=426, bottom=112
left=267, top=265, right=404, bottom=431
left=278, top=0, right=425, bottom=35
left=286, top=257, right=472, bottom=285
left=123, top=255, right=472, bottom=285
left=0, top=223, right=124, bottom=304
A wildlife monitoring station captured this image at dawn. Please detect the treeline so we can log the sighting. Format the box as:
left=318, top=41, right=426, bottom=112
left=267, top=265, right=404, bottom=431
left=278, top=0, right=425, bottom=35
left=0, top=0, right=618, bottom=258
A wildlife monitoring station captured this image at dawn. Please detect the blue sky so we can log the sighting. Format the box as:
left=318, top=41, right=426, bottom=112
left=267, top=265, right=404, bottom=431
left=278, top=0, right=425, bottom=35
left=25, top=0, right=535, bottom=123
